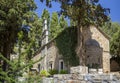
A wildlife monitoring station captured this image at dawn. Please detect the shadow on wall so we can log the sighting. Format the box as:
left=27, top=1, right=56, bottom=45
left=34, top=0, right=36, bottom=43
left=85, top=39, right=103, bottom=69
left=82, top=26, right=103, bottom=69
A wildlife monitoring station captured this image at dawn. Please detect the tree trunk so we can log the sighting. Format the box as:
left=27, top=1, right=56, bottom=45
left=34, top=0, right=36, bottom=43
left=2, top=44, right=10, bottom=71
left=76, top=26, right=86, bottom=66
left=1, top=34, right=12, bottom=83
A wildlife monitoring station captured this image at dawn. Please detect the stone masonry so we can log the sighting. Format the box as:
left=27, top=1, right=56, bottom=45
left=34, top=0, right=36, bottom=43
left=82, top=26, right=111, bottom=72
left=41, top=66, right=120, bottom=83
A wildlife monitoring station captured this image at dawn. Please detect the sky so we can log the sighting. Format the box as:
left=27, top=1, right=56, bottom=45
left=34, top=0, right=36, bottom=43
left=35, top=0, right=120, bottom=23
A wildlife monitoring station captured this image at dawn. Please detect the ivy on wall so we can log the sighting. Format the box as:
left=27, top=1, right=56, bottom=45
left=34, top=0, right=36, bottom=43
left=55, top=27, right=79, bottom=66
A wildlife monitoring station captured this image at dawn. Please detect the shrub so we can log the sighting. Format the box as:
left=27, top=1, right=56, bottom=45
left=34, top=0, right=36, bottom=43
left=40, top=70, right=50, bottom=77
left=59, top=70, right=68, bottom=74
left=48, top=69, right=58, bottom=75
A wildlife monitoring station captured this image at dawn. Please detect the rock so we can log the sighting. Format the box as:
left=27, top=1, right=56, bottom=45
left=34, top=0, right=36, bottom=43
left=70, top=66, right=88, bottom=74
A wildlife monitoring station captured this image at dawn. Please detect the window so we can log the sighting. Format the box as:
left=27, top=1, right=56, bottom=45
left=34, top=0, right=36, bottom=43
left=50, top=63, right=52, bottom=69
left=61, top=61, right=63, bottom=70
left=59, top=60, right=64, bottom=71
left=38, top=64, right=40, bottom=72
left=49, top=61, right=53, bottom=70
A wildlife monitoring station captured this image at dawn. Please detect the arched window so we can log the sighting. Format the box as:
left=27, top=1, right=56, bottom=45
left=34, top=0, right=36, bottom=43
left=85, top=39, right=100, bottom=47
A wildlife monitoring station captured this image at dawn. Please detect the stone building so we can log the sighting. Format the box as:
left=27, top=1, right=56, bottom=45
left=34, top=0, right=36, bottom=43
left=32, top=20, right=68, bottom=72
left=82, top=26, right=111, bottom=72
left=32, top=20, right=111, bottom=73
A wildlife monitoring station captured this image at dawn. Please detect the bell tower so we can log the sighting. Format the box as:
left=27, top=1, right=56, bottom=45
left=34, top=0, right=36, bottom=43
left=41, top=19, right=48, bottom=46
left=41, top=19, right=49, bottom=70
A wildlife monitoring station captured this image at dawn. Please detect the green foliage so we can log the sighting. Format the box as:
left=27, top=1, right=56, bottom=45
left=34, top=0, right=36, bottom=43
left=56, top=27, right=79, bottom=66
left=101, top=22, right=120, bottom=37
left=70, top=19, right=77, bottom=26
left=48, top=69, right=58, bottom=75
left=0, top=0, right=43, bottom=82
left=110, top=30, right=120, bottom=57
left=0, top=68, right=11, bottom=83
left=50, top=12, right=59, bottom=39
left=40, top=70, right=50, bottom=77
left=49, top=12, right=68, bottom=39
left=51, top=0, right=110, bottom=27
left=59, top=70, right=68, bottom=74
left=0, top=0, right=37, bottom=68
left=59, top=14, right=68, bottom=29
left=100, top=22, right=120, bottom=57
left=41, top=9, right=50, bottom=26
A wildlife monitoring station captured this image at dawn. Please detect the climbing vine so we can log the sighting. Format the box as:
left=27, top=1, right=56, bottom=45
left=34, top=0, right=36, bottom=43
left=55, top=27, right=79, bottom=66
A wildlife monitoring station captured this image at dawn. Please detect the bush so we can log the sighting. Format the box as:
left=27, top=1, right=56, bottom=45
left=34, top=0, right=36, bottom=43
left=48, top=69, right=58, bottom=75
left=59, top=70, right=68, bottom=74
left=40, top=70, right=50, bottom=77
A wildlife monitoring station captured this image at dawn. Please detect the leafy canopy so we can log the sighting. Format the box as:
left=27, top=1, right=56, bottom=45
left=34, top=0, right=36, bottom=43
left=41, top=0, right=110, bottom=27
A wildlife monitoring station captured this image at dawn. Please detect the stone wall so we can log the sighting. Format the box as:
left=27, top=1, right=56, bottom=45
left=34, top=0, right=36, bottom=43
left=70, top=66, right=88, bottom=74
left=32, top=53, right=41, bottom=71
left=32, top=41, right=68, bottom=72
left=46, top=42, right=61, bottom=70
left=90, top=26, right=110, bottom=72
left=82, top=26, right=110, bottom=72
left=41, top=73, right=120, bottom=83
left=41, top=66, right=120, bottom=83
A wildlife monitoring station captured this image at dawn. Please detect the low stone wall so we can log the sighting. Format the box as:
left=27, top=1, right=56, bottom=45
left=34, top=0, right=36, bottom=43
left=70, top=66, right=88, bottom=74
left=42, top=77, right=54, bottom=83
left=41, top=66, right=120, bottom=83
left=89, top=68, right=103, bottom=74
left=41, top=73, right=120, bottom=83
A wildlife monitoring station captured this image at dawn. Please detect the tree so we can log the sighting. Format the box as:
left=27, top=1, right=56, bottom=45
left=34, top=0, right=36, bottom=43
left=110, top=24, right=120, bottom=57
left=49, top=12, right=59, bottom=39
left=50, top=12, right=68, bottom=39
left=70, top=19, right=77, bottom=26
left=0, top=15, right=43, bottom=83
left=100, top=22, right=120, bottom=57
left=100, top=22, right=119, bottom=37
left=110, top=30, right=120, bottom=66
left=41, top=9, right=50, bottom=26
left=0, top=0, right=38, bottom=82
left=0, top=0, right=36, bottom=69
left=16, top=15, right=43, bottom=83
left=59, top=14, right=68, bottom=30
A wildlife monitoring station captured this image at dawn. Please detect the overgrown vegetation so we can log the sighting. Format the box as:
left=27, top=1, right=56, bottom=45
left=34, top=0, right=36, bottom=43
left=48, top=69, right=58, bottom=75
left=40, top=70, right=50, bottom=77
left=56, top=27, right=79, bottom=66
left=59, top=70, right=68, bottom=74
